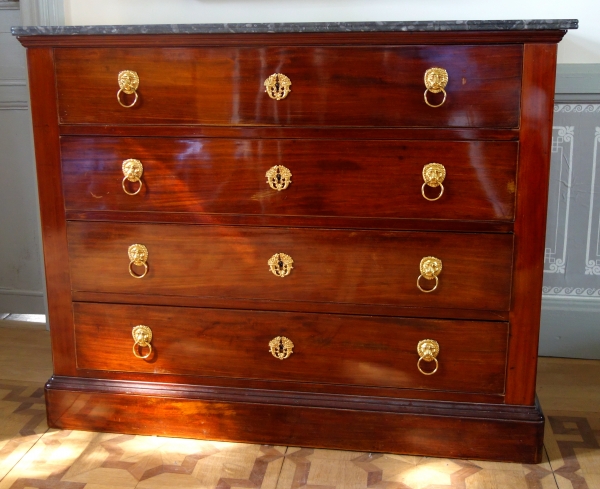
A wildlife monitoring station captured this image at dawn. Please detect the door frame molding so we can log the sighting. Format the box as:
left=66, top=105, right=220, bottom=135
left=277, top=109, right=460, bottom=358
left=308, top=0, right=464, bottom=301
left=20, top=0, right=64, bottom=26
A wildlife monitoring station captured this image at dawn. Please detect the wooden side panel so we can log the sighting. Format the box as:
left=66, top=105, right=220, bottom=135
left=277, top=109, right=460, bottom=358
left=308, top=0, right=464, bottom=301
left=506, top=43, right=558, bottom=405
left=66, top=222, right=514, bottom=313
left=54, top=45, right=522, bottom=128
left=26, top=48, right=75, bottom=376
left=73, top=302, right=509, bottom=395
left=61, top=137, right=518, bottom=222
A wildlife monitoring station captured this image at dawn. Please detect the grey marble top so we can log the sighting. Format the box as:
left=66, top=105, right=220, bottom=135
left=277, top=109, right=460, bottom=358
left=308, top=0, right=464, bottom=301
left=12, top=19, right=578, bottom=36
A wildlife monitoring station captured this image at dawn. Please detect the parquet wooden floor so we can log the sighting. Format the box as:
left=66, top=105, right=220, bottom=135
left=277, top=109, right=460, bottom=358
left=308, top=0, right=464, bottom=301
left=0, top=323, right=598, bottom=488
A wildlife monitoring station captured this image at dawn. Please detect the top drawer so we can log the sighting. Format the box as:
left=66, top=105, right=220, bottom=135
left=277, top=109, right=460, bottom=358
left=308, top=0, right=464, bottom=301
left=55, top=45, right=522, bottom=128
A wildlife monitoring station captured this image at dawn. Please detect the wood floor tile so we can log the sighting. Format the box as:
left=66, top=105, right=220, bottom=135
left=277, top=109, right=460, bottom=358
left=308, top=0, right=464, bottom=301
left=277, top=447, right=367, bottom=489
left=537, top=357, right=600, bottom=412
left=0, top=434, right=44, bottom=481
left=275, top=448, right=559, bottom=489
left=0, top=330, right=598, bottom=489
left=0, top=380, right=48, bottom=480
left=0, top=327, right=52, bottom=383
left=0, top=427, right=287, bottom=489
left=75, top=485, right=136, bottom=489
left=543, top=411, right=600, bottom=489
left=0, top=430, right=96, bottom=488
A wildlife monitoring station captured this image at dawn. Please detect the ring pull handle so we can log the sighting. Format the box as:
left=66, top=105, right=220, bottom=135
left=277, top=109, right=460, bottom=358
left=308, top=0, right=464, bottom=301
left=268, top=253, right=294, bottom=278
left=264, top=73, right=292, bottom=101
left=266, top=165, right=292, bottom=191
left=117, top=70, right=140, bottom=108
left=128, top=244, right=149, bottom=279
left=421, top=163, right=446, bottom=202
left=269, top=336, right=294, bottom=360
left=417, top=339, right=439, bottom=375
left=122, top=159, right=144, bottom=196
left=417, top=256, right=442, bottom=293
left=132, top=325, right=153, bottom=359
left=424, top=67, right=448, bottom=108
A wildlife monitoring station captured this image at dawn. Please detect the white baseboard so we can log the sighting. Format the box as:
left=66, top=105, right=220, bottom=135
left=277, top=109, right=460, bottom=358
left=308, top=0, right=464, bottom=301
left=0, top=318, right=47, bottom=330
left=0, top=289, right=45, bottom=314
left=540, top=295, right=600, bottom=359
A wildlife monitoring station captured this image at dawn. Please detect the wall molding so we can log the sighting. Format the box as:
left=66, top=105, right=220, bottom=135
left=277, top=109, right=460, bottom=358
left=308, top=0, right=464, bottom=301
left=543, top=287, right=600, bottom=298
left=544, top=125, right=573, bottom=274
left=554, top=103, right=600, bottom=113
left=555, top=64, right=600, bottom=103
left=586, top=128, right=600, bottom=275
left=0, top=288, right=44, bottom=297
left=0, top=77, right=29, bottom=110
left=542, top=96, right=600, bottom=359
left=0, top=101, right=28, bottom=110
left=0, top=79, right=26, bottom=87
left=19, top=0, right=63, bottom=26
left=540, top=295, right=600, bottom=359
left=0, top=288, right=45, bottom=314
left=0, top=2, right=19, bottom=11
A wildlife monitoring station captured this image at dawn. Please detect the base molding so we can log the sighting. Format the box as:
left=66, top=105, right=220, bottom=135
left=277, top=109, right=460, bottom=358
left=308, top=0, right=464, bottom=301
left=45, top=376, right=545, bottom=463
left=0, top=289, right=45, bottom=315
left=540, top=295, right=600, bottom=359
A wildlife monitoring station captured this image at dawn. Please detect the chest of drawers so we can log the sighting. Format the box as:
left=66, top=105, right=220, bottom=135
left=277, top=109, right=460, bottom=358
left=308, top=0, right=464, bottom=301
left=15, top=20, right=576, bottom=463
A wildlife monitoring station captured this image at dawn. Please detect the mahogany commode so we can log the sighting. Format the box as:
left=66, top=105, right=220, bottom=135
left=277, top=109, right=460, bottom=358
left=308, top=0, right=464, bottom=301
left=14, top=19, right=577, bottom=463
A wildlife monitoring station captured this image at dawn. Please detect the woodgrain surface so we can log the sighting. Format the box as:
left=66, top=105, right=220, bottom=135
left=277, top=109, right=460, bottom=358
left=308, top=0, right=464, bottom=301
left=506, top=43, right=558, bottom=406
left=70, top=290, right=511, bottom=323
left=61, top=137, right=518, bottom=222
left=3, top=326, right=598, bottom=485
left=65, top=211, right=516, bottom=234
left=44, top=377, right=544, bottom=463
left=73, top=302, right=508, bottom=395
left=15, top=27, right=567, bottom=463
left=66, top=222, right=514, bottom=312
left=26, top=48, right=77, bottom=377
left=0, top=326, right=51, bottom=383
left=59, top=124, right=520, bottom=141
left=55, top=45, right=522, bottom=127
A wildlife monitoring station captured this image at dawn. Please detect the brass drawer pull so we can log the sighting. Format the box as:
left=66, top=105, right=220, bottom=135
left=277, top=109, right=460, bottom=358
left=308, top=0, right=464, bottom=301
left=264, top=73, right=292, bottom=101
left=417, top=339, right=439, bottom=375
left=266, top=165, right=292, bottom=191
left=117, top=70, right=140, bottom=108
left=422, top=163, right=446, bottom=201
left=424, top=67, right=448, bottom=108
left=269, top=336, right=294, bottom=360
left=132, top=325, right=153, bottom=359
left=268, top=252, right=294, bottom=278
left=122, top=159, right=143, bottom=196
left=417, top=256, right=442, bottom=293
left=128, top=244, right=149, bottom=279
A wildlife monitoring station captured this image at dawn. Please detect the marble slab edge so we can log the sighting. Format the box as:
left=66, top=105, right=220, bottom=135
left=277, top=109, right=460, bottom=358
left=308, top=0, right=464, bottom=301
left=12, top=19, right=578, bottom=37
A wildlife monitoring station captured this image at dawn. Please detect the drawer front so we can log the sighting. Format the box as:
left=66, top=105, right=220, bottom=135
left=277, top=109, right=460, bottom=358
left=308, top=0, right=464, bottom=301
left=62, top=137, right=518, bottom=222
left=55, top=45, right=522, bottom=127
left=74, top=302, right=508, bottom=395
left=67, top=222, right=513, bottom=312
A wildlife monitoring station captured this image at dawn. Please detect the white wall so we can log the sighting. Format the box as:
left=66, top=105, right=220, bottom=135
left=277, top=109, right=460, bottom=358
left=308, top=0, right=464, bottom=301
left=63, top=0, right=597, bottom=64
left=0, top=3, right=45, bottom=314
